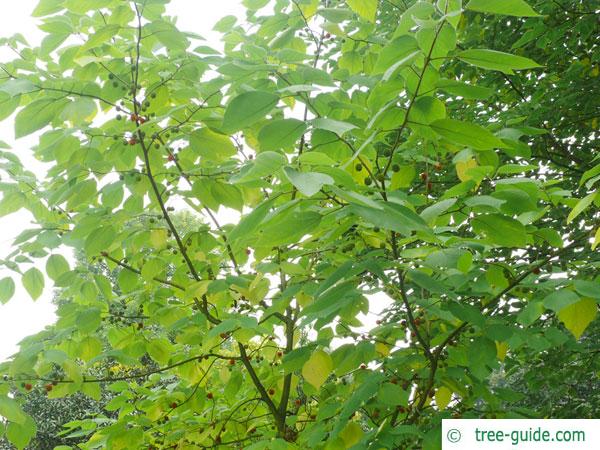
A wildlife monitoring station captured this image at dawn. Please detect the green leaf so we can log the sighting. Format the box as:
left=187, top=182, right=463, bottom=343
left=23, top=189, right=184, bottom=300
left=0, top=396, right=26, bottom=424
left=0, top=79, right=36, bottom=96
left=579, top=164, right=600, bottom=188
left=302, top=349, right=333, bottom=389
left=213, top=15, right=237, bottom=32
left=472, top=213, right=527, bottom=247
left=466, top=0, right=540, bottom=17
left=283, top=167, right=334, bottom=197
left=458, top=49, right=542, bottom=74
left=347, top=0, right=377, bottom=22
left=22, top=268, right=44, bottom=300
left=190, top=128, right=236, bottom=162
left=373, top=36, right=419, bottom=74
left=409, top=97, right=446, bottom=125
left=311, top=117, right=357, bottom=136
left=517, top=301, right=544, bottom=326
left=331, top=374, right=383, bottom=437
left=141, top=258, right=165, bottom=282
left=318, top=8, right=355, bottom=23
left=211, top=181, right=244, bottom=211
left=258, top=119, right=307, bottom=151
left=567, top=191, right=597, bottom=223
left=382, top=51, right=421, bottom=82
left=15, top=97, right=68, bottom=138
left=6, top=414, right=36, bottom=450
left=0, top=277, right=15, bottom=304
left=222, top=91, right=279, bottom=132
left=377, top=383, right=409, bottom=407
left=243, top=0, right=269, bottom=9
left=32, top=0, right=64, bottom=16
left=435, top=386, right=453, bottom=410
left=231, top=151, right=286, bottom=183
left=557, top=298, right=597, bottom=340
left=77, top=308, right=102, bottom=334
left=430, top=119, right=507, bottom=150
left=84, top=226, right=115, bottom=258
left=420, top=198, right=457, bottom=225
left=573, top=281, right=600, bottom=299
left=147, top=338, right=173, bottom=365
left=543, top=289, right=580, bottom=312
left=437, top=79, right=493, bottom=99
left=349, top=202, right=428, bottom=236
left=46, top=254, right=70, bottom=282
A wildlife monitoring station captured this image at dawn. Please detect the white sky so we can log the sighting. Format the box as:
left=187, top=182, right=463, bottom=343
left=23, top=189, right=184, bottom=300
left=0, top=0, right=244, bottom=361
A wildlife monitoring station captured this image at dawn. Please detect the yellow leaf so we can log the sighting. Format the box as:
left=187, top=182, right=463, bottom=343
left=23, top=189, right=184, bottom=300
left=435, top=386, right=452, bottom=410
left=150, top=229, right=168, bottom=250
left=248, top=273, right=270, bottom=304
left=592, top=228, right=600, bottom=250
left=299, top=0, right=318, bottom=17
left=185, top=280, right=210, bottom=301
left=347, top=157, right=373, bottom=185
left=347, top=0, right=378, bottom=23
left=339, top=422, right=364, bottom=448
left=558, top=297, right=597, bottom=340
left=375, top=342, right=390, bottom=357
left=390, top=165, right=416, bottom=189
left=296, top=291, right=313, bottom=307
left=302, top=349, right=333, bottom=389
left=456, top=158, right=477, bottom=181
left=496, top=341, right=508, bottom=362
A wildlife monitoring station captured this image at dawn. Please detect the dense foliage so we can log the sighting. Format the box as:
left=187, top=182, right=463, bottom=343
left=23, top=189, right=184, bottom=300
left=0, top=0, right=598, bottom=448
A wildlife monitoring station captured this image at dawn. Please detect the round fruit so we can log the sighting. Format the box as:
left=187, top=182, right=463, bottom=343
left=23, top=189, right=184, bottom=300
left=268, top=388, right=275, bottom=396
left=207, top=392, right=213, bottom=399
left=392, top=164, right=400, bottom=172
left=364, top=177, right=372, bottom=186
left=420, top=172, right=428, bottom=181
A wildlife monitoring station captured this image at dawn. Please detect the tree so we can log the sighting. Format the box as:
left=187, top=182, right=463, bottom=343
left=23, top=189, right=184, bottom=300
left=0, top=0, right=598, bottom=448
left=1, top=214, right=198, bottom=450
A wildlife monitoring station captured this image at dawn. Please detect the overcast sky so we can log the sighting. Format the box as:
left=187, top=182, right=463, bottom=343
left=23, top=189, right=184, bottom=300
left=0, top=0, right=244, bottom=361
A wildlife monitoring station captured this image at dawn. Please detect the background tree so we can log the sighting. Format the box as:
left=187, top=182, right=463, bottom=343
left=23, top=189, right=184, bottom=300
left=0, top=0, right=598, bottom=449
